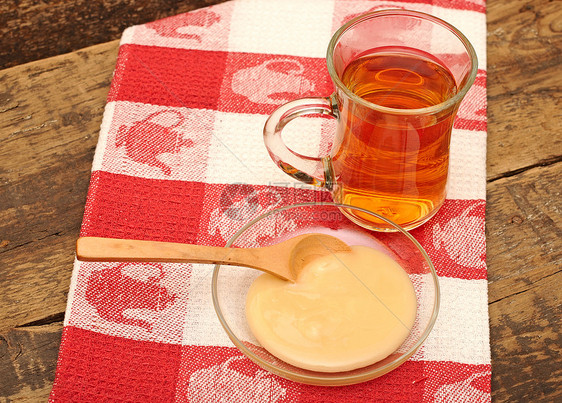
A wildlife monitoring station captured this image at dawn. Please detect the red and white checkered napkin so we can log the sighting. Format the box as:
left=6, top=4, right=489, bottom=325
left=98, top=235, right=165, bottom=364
left=50, top=0, right=489, bottom=401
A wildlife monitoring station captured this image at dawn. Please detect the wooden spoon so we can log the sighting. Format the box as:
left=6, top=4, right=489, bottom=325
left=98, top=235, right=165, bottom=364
left=76, top=234, right=350, bottom=282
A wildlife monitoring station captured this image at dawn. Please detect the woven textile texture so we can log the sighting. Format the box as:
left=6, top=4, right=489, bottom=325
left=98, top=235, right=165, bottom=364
left=50, top=0, right=490, bottom=401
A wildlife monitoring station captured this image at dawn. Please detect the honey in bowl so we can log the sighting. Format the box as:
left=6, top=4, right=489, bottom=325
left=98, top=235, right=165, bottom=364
left=245, top=245, right=417, bottom=372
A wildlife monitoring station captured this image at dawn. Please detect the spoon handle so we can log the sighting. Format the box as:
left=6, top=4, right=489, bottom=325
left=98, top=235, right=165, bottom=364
left=76, top=236, right=263, bottom=267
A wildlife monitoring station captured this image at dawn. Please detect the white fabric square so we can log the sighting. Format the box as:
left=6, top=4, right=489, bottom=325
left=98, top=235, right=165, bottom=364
left=94, top=101, right=215, bottom=182
left=181, top=264, right=233, bottom=346
left=431, top=7, right=487, bottom=68
left=448, top=129, right=487, bottom=200
left=229, top=0, right=336, bottom=57
left=182, top=263, right=261, bottom=347
left=205, top=111, right=324, bottom=185
left=421, top=277, right=491, bottom=364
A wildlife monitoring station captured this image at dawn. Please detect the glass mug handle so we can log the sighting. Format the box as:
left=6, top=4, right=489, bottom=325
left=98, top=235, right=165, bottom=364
left=263, top=96, right=338, bottom=190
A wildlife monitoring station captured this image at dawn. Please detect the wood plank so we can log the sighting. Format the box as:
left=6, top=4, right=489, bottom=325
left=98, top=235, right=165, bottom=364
left=0, top=0, right=230, bottom=69
left=487, top=163, right=562, bottom=303
left=0, top=42, right=118, bottom=332
left=486, top=0, right=562, bottom=179
left=0, top=323, right=63, bottom=401
left=490, top=279, right=562, bottom=402
left=0, top=41, right=118, bottom=183
left=487, top=162, right=562, bottom=401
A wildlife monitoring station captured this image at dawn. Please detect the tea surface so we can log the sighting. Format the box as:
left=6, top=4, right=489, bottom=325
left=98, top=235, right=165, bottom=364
left=342, top=51, right=457, bottom=109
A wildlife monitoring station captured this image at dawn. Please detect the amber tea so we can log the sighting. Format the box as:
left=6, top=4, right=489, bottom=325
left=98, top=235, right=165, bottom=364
left=331, top=49, right=458, bottom=230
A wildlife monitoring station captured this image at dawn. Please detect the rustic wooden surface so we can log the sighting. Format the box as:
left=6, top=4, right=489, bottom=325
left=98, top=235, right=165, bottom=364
left=0, top=0, right=560, bottom=401
left=0, top=0, right=227, bottom=70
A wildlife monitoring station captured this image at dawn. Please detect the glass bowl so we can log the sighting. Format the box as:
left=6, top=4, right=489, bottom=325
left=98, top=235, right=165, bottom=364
left=211, top=202, right=439, bottom=386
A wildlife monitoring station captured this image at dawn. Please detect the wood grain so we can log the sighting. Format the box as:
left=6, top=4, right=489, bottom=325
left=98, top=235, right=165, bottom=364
left=490, top=274, right=561, bottom=402
left=0, top=324, right=63, bottom=400
left=0, top=0, right=229, bottom=69
left=0, top=0, right=560, bottom=401
left=487, top=163, right=562, bottom=402
left=485, top=2, right=562, bottom=399
left=486, top=0, right=562, bottom=179
left=0, top=42, right=118, bottom=334
left=487, top=163, right=561, bottom=303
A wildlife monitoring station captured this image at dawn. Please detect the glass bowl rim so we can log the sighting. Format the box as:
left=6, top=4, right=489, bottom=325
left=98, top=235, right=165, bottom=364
left=211, top=201, right=440, bottom=385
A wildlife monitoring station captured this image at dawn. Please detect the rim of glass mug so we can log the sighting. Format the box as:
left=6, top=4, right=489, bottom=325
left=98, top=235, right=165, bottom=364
left=326, top=9, right=478, bottom=116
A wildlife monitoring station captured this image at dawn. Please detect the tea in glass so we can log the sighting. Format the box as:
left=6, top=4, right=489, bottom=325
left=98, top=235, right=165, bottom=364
left=332, top=47, right=458, bottom=229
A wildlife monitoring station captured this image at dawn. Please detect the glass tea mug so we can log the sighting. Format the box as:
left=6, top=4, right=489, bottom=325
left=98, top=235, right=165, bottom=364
left=264, top=10, right=478, bottom=231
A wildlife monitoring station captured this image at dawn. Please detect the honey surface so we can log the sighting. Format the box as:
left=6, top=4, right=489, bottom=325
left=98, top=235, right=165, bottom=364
left=245, top=245, right=417, bottom=372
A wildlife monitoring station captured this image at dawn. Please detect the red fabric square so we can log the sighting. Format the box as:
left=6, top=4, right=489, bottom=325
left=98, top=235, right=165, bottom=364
left=411, top=199, right=488, bottom=280
left=81, top=171, right=205, bottom=244
left=295, top=360, right=426, bottom=403
left=423, top=361, right=491, bottom=401
left=50, top=327, right=181, bottom=402
left=108, top=44, right=228, bottom=109
left=219, top=52, right=333, bottom=115
left=196, top=182, right=331, bottom=247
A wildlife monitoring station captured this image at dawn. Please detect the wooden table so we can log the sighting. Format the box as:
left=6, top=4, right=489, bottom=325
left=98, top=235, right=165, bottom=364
left=1, top=0, right=560, bottom=401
